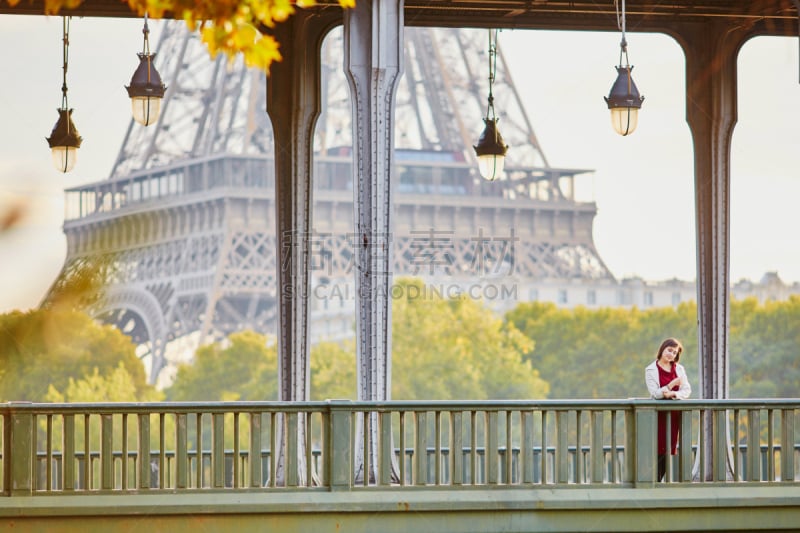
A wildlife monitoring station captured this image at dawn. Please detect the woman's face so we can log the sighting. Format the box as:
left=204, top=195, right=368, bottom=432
left=660, top=344, right=680, bottom=363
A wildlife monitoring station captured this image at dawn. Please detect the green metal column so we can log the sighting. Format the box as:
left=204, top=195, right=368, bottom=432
left=328, top=401, right=352, bottom=490
left=8, top=406, right=34, bottom=496
left=635, top=407, right=656, bottom=486
left=781, top=409, right=795, bottom=482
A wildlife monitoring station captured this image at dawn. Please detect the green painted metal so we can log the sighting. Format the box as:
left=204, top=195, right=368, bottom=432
left=212, top=413, right=224, bottom=488
left=714, top=408, right=728, bottom=481
left=2, top=486, right=800, bottom=532
left=680, top=410, right=693, bottom=481
left=9, top=409, right=33, bottom=495
left=415, top=411, right=427, bottom=485
left=591, top=410, right=604, bottom=482
left=232, top=412, right=240, bottom=488
left=434, top=411, right=442, bottom=484
left=635, top=408, right=656, bottom=486
left=1, top=399, right=800, bottom=532
left=623, top=409, right=634, bottom=483
left=249, top=412, right=262, bottom=487
left=176, top=413, right=188, bottom=488
left=328, top=402, right=351, bottom=490
left=555, top=410, right=568, bottom=483
left=63, top=414, right=75, bottom=491
left=287, top=411, right=298, bottom=487
left=782, top=409, right=795, bottom=481
left=522, top=411, right=533, bottom=484
left=452, top=411, right=463, bottom=485
left=121, top=413, right=129, bottom=489
left=504, top=410, right=513, bottom=483
left=748, top=409, right=761, bottom=481
left=486, top=411, right=498, bottom=484
left=138, top=413, right=150, bottom=489
left=101, top=414, right=112, bottom=490
left=380, top=411, right=392, bottom=485
left=2, top=399, right=800, bottom=495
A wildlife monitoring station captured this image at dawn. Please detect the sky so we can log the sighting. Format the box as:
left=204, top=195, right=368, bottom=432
left=0, top=14, right=799, bottom=313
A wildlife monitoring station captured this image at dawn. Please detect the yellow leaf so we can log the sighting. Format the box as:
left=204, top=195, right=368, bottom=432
left=233, top=22, right=258, bottom=49
left=270, top=0, right=295, bottom=23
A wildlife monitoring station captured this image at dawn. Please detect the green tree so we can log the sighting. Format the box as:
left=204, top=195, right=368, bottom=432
left=0, top=307, right=151, bottom=401
left=505, top=301, right=697, bottom=399
left=310, top=339, right=357, bottom=400
left=729, top=296, right=800, bottom=398
left=391, top=278, right=549, bottom=400
left=167, top=330, right=279, bottom=401
left=45, top=363, right=162, bottom=403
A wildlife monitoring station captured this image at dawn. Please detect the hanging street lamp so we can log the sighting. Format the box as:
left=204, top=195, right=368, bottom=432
left=46, top=16, right=82, bottom=173
left=126, top=13, right=166, bottom=126
left=474, top=28, right=508, bottom=181
left=604, top=0, right=644, bottom=136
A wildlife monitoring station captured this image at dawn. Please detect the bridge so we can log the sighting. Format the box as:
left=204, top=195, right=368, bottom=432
left=2, top=0, right=800, bottom=531
left=2, top=399, right=800, bottom=531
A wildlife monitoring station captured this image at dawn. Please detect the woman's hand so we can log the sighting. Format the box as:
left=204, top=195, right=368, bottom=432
left=664, top=390, right=677, bottom=399
left=667, top=377, right=682, bottom=389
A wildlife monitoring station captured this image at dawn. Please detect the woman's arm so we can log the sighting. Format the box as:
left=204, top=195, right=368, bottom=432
left=674, top=364, right=692, bottom=400
left=645, top=364, right=666, bottom=399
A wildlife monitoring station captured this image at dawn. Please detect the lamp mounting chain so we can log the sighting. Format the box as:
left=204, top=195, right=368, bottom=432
left=46, top=15, right=82, bottom=173
left=473, top=28, right=509, bottom=181
left=605, top=0, right=644, bottom=136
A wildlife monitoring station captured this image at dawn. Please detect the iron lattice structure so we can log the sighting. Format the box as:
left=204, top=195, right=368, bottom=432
left=54, top=22, right=613, bottom=384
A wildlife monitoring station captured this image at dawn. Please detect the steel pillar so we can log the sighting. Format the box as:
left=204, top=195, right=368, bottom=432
left=344, top=0, right=404, bottom=483
left=680, top=20, right=751, bottom=480
left=267, top=9, right=338, bottom=485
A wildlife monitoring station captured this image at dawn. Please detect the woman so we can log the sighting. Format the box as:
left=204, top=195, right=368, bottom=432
left=645, top=338, right=691, bottom=481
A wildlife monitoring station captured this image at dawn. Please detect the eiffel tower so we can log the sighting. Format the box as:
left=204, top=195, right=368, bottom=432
left=55, top=22, right=613, bottom=385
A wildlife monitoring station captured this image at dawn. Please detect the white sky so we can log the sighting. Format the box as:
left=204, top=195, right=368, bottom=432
left=0, top=14, right=798, bottom=313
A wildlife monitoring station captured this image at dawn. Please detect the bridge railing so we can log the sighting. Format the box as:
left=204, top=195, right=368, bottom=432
left=1, top=399, right=798, bottom=495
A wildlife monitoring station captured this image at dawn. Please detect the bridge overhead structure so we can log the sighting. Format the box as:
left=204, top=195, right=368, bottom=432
left=3, top=0, right=798, bottom=480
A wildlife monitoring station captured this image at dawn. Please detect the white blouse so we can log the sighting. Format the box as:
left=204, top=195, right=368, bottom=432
left=645, top=360, right=691, bottom=400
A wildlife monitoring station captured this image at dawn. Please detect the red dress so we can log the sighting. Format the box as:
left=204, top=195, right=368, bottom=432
left=657, top=363, right=681, bottom=455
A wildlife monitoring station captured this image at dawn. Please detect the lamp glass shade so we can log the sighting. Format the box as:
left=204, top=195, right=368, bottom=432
left=126, top=53, right=166, bottom=126
left=610, top=106, right=639, bottom=136
left=46, top=108, right=82, bottom=173
left=51, top=146, right=78, bottom=173
left=131, top=96, right=162, bottom=126
left=478, top=154, right=505, bottom=181
left=474, top=118, right=508, bottom=181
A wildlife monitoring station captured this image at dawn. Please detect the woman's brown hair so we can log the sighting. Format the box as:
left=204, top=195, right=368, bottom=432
left=656, top=337, right=683, bottom=363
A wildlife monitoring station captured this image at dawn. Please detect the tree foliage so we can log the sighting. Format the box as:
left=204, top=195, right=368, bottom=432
left=167, top=330, right=279, bottom=401
left=0, top=307, right=152, bottom=401
left=167, top=279, right=549, bottom=401
left=728, top=296, right=800, bottom=398
left=165, top=289, right=800, bottom=403
left=9, top=0, right=355, bottom=72
left=46, top=363, right=162, bottom=402
left=310, top=339, right=356, bottom=400
left=391, top=278, right=549, bottom=400
left=505, top=301, right=697, bottom=399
